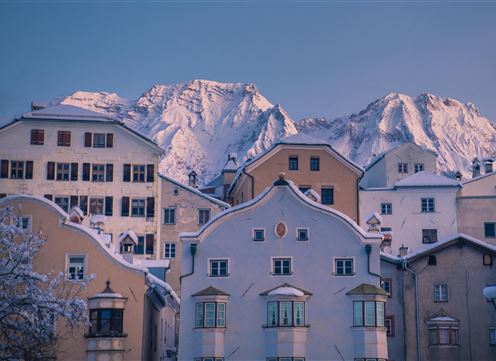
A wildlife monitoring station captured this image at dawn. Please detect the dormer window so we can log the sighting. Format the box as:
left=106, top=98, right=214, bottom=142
left=297, top=228, right=308, bottom=241
left=414, top=163, right=424, bottom=173
left=398, top=163, right=408, bottom=174
left=253, top=229, right=265, bottom=241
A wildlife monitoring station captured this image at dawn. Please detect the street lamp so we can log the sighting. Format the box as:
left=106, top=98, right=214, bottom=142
left=483, top=286, right=496, bottom=311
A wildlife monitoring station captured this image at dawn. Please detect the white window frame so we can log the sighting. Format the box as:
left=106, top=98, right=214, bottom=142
left=296, top=227, right=309, bottom=241
left=434, top=283, right=448, bottom=302
left=414, top=163, right=424, bottom=173
left=421, top=198, right=435, bottom=213
left=65, top=254, right=87, bottom=281
left=164, top=243, right=176, bottom=258
left=208, top=258, right=230, bottom=277
left=333, top=257, right=355, bottom=276
left=253, top=228, right=265, bottom=242
left=198, top=208, right=211, bottom=225
left=398, top=163, right=408, bottom=174
left=380, top=203, right=392, bottom=215
left=131, top=198, right=145, bottom=217
left=163, top=208, right=176, bottom=224
left=271, top=257, right=293, bottom=276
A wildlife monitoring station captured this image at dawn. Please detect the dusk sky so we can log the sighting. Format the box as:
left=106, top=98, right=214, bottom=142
left=0, top=1, right=495, bottom=121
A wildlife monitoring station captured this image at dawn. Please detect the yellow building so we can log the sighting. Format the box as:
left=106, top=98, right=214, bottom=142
left=0, top=194, right=179, bottom=361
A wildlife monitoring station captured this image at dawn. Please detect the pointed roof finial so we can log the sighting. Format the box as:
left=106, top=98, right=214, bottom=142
left=102, top=279, right=115, bottom=294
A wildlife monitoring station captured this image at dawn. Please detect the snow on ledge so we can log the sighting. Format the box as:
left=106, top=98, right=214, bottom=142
left=268, top=286, right=304, bottom=297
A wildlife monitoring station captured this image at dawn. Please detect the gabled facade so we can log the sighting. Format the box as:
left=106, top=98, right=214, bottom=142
left=0, top=104, right=164, bottom=260
left=457, top=172, right=496, bottom=245
left=159, top=173, right=229, bottom=292
left=361, top=143, right=437, bottom=189
left=360, top=171, right=460, bottom=255
left=179, top=175, right=386, bottom=361
left=0, top=194, right=179, bottom=361
left=228, top=134, right=364, bottom=222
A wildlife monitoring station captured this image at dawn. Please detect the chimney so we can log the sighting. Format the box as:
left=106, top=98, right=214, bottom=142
left=228, top=153, right=237, bottom=163
left=31, top=101, right=47, bottom=111
left=69, top=207, right=84, bottom=224
left=472, top=158, right=481, bottom=178
left=188, top=170, right=198, bottom=188
left=484, top=159, right=493, bottom=174
left=399, top=244, right=409, bottom=257
left=454, top=171, right=462, bottom=181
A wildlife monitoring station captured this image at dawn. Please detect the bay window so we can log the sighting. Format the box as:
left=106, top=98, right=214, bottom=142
left=195, top=302, right=226, bottom=328
left=353, top=301, right=385, bottom=327
left=266, top=301, right=305, bottom=327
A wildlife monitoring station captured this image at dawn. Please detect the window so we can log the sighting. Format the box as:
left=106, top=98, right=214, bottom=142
left=194, top=358, right=224, bottom=361
left=163, top=208, right=176, bottom=224
left=422, top=229, right=438, bottom=244
left=145, top=234, right=154, bottom=255
left=266, top=301, right=305, bottom=327
left=57, top=131, right=71, bottom=146
left=67, top=255, right=85, bottom=280
left=414, top=163, right=424, bottom=173
left=335, top=258, right=354, bottom=276
left=485, top=223, right=496, bottom=238
left=89, top=309, right=124, bottom=336
left=131, top=199, right=145, bottom=217
left=288, top=156, right=299, bottom=171
left=253, top=229, right=265, bottom=241
left=16, top=216, right=31, bottom=231
left=310, top=156, right=320, bottom=171
left=209, top=259, right=229, bottom=277
left=353, top=301, right=385, bottom=327
left=297, top=228, right=309, bottom=241
left=434, top=284, right=448, bottom=302
left=10, top=161, right=23, bottom=179
left=92, top=164, right=105, bottom=182
left=429, top=327, right=459, bottom=346
left=382, top=279, right=392, bottom=297
left=398, top=163, right=408, bottom=173
left=133, top=164, right=145, bottom=182
left=89, top=197, right=104, bottom=215
left=272, top=258, right=292, bottom=275
left=54, top=196, right=69, bottom=213
left=55, top=162, right=70, bottom=181
left=321, top=187, right=334, bottom=205
left=93, top=133, right=106, bottom=148
left=198, top=209, right=210, bottom=225
left=30, top=129, right=44, bottom=145
left=490, top=327, right=496, bottom=346
left=385, top=316, right=395, bottom=337
left=164, top=243, right=176, bottom=258
left=267, top=359, right=305, bottom=361
left=135, top=236, right=145, bottom=254
left=483, top=254, right=493, bottom=266
left=421, top=198, right=435, bottom=213
left=195, top=302, right=226, bottom=328
left=380, top=203, right=392, bottom=215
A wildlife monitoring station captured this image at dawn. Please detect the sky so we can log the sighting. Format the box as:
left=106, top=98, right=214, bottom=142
left=0, top=1, right=495, bottom=121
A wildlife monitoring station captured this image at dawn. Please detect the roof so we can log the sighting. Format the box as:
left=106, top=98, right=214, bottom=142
left=394, top=171, right=461, bottom=188
left=462, top=170, right=496, bottom=185
left=426, top=309, right=459, bottom=324
left=118, top=230, right=138, bottom=245
left=181, top=176, right=382, bottom=242
left=159, top=173, right=230, bottom=209
left=192, top=286, right=230, bottom=297
left=346, top=283, right=388, bottom=296
left=365, top=143, right=437, bottom=171
left=279, top=133, right=331, bottom=146
left=0, top=104, right=163, bottom=153
left=259, top=283, right=313, bottom=296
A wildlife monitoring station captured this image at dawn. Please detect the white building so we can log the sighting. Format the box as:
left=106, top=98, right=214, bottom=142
left=0, top=104, right=164, bottom=260
left=178, top=174, right=387, bottom=361
left=360, top=171, right=461, bottom=255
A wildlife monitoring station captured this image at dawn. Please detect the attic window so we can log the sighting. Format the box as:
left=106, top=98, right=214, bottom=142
left=253, top=229, right=265, bottom=241
left=483, top=254, right=493, bottom=266
left=173, top=188, right=179, bottom=196
left=427, top=255, right=437, bottom=266
left=297, top=228, right=309, bottom=241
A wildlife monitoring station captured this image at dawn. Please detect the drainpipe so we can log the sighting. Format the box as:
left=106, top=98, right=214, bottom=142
left=365, top=244, right=382, bottom=280
left=356, top=174, right=363, bottom=226
left=179, top=244, right=197, bottom=285
left=403, top=259, right=421, bottom=361
left=242, top=167, right=255, bottom=199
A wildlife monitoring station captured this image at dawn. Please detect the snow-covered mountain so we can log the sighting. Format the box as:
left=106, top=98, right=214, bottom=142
left=58, top=80, right=496, bottom=184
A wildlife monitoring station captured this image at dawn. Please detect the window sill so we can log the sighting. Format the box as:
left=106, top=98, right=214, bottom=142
left=262, top=324, right=310, bottom=329
left=333, top=273, right=356, bottom=277
left=208, top=274, right=230, bottom=278
left=85, top=333, right=128, bottom=338
left=194, top=326, right=226, bottom=330
left=270, top=272, right=293, bottom=276
left=428, top=344, right=460, bottom=348
left=433, top=300, right=449, bottom=303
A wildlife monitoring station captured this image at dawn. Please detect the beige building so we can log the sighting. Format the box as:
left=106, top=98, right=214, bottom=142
left=385, top=234, right=496, bottom=361
left=0, top=194, right=180, bottom=361
left=159, top=173, right=229, bottom=291
left=0, top=104, right=164, bottom=261
left=457, top=171, right=496, bottom=245
left=227, top=134, right=364, bottom=222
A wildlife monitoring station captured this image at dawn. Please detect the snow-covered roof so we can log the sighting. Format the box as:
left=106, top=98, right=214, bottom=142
left=278, top=133, right=331, bottom=145
left=70, top=206, right=84, bottom=218
left=181, top=176, right=382, bottom=243
left=462, top=170, right=496, bottom=185
left=118, top=229, right=138, bottom=244
left=22, top=104, right=117, bottom=121
left=394, top=171, right=461, bottom=188
left=137, top=259, right=170, bottom=268
left=146, top=273, right=180, bottom=307
left=90, top=214, right=107, bottom=224
left=223, top=158, right=238, bottom=172
left=304, top=188, right=321, bottom=203
left=159, top=173, right=230, bottom=209
left=260, top=283, right=312, bottom=297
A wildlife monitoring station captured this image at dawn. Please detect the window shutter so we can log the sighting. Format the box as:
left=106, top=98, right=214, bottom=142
left=145, top=234, right=154, bottom=255
left=70, top=195, right=79, bottom=209
left=106, top=133, right=113, bottom=148
left=146, top=197, right=155, bottom=218
left=1, top=160, right=9, bottom=178
left=44, top=194, right=53, bottom=201
left=46, top=162, right=55, bottom=180
left=121, top=197, right=130, bottom=216
left=70, top=163, right=78, bottom=181
left=146, top=164, right=155, bottom=182
left=106, top=164, right=113, bottom=182
left=84, top=132, right=92, bottom=147
left=123, top=164, right=131, bottom=182
left=79, top=196, right=88, bottom=215
left=82, top=163, right=90, bottom=181
left=25, top=161, right=33, bottom=179
left=104, top=196, right=113, bottom=216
